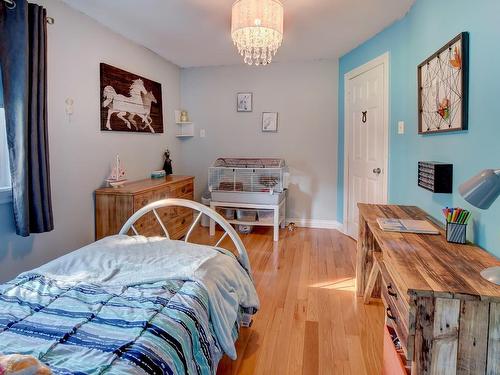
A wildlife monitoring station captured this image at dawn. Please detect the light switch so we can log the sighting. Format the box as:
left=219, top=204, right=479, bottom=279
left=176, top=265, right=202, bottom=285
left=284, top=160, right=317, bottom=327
left=398, top=121, right=405, bottom=134
left=200, top=129, right=206, bottom=138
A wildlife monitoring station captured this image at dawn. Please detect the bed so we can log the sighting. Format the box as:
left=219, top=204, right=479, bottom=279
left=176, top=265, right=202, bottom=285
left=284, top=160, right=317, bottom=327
left=0, top=199, right=259, bottom=375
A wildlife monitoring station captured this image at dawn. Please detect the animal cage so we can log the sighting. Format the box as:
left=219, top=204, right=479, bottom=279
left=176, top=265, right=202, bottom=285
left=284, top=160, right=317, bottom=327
left=209, top=158, right=289, bottom=204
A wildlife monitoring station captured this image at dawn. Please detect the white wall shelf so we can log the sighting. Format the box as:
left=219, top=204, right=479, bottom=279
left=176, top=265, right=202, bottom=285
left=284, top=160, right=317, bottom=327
left=174, top=110, right=194, bottom=138
left=176, top=122, right=195, bottom=137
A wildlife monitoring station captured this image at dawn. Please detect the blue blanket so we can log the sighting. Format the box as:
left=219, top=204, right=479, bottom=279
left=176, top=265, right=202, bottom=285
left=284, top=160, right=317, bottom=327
left=0, top=274, right=239, bottom=374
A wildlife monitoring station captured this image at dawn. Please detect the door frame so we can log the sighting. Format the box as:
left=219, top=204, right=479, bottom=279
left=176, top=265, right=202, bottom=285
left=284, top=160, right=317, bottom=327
left=343, top=52, right=390, bottom=238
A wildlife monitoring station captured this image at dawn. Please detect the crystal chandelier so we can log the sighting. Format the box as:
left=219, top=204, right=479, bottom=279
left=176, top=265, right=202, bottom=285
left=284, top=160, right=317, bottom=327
left=231, top=0, right=284, bottom=66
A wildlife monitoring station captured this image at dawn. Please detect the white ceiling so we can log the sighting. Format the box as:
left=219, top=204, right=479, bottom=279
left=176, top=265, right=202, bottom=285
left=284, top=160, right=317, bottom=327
left=62, top=0, right=415, bottom=68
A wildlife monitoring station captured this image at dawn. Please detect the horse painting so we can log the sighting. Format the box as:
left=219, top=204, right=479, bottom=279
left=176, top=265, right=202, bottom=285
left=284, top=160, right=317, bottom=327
left=100, top=63, right=163, bottom=133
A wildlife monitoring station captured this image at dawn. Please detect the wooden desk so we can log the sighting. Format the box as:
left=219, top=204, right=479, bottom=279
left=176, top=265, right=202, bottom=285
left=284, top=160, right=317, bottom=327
left=95, top=176, right=194, bottom=240
left=357, top=204, right=500, bottom=375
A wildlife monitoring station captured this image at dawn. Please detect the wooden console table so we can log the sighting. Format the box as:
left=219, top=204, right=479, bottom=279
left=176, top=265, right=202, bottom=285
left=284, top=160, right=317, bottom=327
left=357, top=204, right=500, bottom=375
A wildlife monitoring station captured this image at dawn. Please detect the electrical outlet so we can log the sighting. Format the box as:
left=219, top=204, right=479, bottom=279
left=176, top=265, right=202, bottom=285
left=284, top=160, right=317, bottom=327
left=398, top=121, right=405, bottom=134
left=200, top=129, right=206, bottom=138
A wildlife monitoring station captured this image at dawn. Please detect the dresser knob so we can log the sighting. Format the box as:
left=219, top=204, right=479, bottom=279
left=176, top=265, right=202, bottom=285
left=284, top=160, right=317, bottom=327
left=387, top=284, right=398, bottom=298
left=386, top=307, right=397, bottom=321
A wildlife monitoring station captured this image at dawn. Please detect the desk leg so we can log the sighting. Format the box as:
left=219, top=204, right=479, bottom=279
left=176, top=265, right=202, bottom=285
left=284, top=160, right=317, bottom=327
left=356, top=215, right=378, bottom=297
left=209, top=203, right=216, bottom=237
left=363, top=262, right=380, bottom=304
left=414, top=297, right=461, bottom=375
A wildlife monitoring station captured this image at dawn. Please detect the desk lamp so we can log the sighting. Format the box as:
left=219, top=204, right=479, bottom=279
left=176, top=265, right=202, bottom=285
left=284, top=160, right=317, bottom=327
left=459, top=169, right=500, bottom=285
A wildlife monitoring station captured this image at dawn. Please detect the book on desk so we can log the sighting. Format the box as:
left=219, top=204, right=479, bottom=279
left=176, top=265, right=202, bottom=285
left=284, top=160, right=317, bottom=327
left=377, top=218, right=440, bottom=234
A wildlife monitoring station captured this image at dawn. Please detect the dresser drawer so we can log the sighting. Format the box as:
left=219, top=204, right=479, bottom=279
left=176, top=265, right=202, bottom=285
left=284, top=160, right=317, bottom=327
left=131, top=192, right=153, bottom=234
left=379, top=262, right=414, bottom=362
left=153, top=186, right=170, bottom=201
left=167, top=210, right=193, bottom=239
left=382, top=281, right=409, bottom=349
left=134, top=191, right=154, bottom=209
left=134, top=186, right=193, bottom=209
left=166, top=180, right=194, bottom=198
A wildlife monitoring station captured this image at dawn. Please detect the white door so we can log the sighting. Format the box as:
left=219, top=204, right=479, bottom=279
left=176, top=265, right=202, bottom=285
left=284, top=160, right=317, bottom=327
left=345, top=56, right=388, bottom=239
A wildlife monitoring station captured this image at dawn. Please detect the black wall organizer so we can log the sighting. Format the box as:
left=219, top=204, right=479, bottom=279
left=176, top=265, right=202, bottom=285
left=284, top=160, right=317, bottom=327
left=418, top=162, right=453, bottom=193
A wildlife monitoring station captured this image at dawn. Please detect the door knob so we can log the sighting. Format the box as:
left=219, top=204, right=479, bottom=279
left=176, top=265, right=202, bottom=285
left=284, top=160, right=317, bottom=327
left=373, top=168, right=381, bottom=175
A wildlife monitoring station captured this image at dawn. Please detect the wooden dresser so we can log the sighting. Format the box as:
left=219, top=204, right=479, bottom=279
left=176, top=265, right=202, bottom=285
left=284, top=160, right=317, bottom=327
left=95, top=176, right=194, bottom=240
left=357, top=204, right=500, bottom=375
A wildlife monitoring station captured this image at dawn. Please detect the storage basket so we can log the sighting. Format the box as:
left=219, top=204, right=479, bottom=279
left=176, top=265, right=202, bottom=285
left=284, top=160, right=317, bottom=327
left=258, top=209, right=274, bottom=224
left=236, top=209, right=257, bottom=222
left=216, top=208, right=236, bottom=220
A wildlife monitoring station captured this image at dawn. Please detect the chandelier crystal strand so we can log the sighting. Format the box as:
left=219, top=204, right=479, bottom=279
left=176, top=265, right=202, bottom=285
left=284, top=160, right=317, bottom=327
left=231, top=0, right=283, bottom=66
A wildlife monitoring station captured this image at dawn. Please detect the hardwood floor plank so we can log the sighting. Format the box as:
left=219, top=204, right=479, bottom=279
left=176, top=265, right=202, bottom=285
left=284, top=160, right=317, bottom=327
left=196, top=226, right=384, bottom=375
left=306, top=230, right=320, bottom=322
left=302, top=320, right=319, bottom=375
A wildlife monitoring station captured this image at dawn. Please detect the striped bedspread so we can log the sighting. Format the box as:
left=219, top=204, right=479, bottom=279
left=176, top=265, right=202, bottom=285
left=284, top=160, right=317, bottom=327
left=0, top=274, right=238, bottom=374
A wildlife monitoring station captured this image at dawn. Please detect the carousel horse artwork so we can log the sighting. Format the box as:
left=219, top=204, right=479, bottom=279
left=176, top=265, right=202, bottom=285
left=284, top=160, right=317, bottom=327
left=128, top=91, right=157, bottom=133
left=102, top=79, right=150, bottom=131
left=100, top=63, right=163, bottom=133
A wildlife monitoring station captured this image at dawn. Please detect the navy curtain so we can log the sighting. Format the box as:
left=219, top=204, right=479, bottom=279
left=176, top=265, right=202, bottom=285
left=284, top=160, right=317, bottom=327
left=0, top=1, right=53, bottom=236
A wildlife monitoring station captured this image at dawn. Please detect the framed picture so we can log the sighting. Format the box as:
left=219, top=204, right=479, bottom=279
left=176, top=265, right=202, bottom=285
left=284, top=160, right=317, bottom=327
left=262, top=112, right=278, bottom=132
left=237, top=92, right=252, bottom=112
left=418, top=32, right=469, bottom=134
left=100, top=63, right=163, bottom=133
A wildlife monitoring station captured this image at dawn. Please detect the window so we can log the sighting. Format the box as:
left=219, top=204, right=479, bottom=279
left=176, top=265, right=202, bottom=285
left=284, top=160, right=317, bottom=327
left=0, top=66, right=12, bottom=204
left=0, top=107, right=11, bottom=191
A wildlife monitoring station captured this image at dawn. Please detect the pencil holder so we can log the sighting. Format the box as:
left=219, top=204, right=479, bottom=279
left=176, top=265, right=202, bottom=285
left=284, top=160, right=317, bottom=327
left=446, top=222, right=467, bottom=244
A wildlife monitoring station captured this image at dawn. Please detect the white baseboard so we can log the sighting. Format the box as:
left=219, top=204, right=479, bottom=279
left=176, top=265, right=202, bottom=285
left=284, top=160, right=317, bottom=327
left=285, top=218, right=343, bottom=231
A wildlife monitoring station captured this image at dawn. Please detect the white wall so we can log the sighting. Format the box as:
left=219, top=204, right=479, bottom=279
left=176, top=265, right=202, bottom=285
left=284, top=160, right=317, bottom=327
left=180, top=60, right=338, bottom=224
left=0, top=5, right=340, bottom=282
left=0, top=0, right=182, bottom=282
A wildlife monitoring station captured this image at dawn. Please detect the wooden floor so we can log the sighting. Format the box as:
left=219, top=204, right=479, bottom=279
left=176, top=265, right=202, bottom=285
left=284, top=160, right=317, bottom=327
left=193, top=225, right=384, bottom=375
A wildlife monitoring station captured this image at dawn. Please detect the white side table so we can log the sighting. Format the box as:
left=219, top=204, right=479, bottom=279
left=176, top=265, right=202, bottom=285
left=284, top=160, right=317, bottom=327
left=210, top=198, right=286, bottom=242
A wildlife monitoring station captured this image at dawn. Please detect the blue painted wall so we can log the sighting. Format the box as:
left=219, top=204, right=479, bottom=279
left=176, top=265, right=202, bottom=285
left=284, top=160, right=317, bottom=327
left=338, top=0, right=500, bottom=257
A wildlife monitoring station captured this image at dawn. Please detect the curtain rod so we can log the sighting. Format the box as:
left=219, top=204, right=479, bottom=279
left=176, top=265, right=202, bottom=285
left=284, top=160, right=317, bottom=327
left=3, top=0, right=55, bottom=24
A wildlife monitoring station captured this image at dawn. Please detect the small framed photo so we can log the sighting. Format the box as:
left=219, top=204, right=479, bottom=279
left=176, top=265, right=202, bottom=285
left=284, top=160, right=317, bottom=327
left=237, top=92, right=252, bottom=112
left=262, top=112, right=278, bottom=132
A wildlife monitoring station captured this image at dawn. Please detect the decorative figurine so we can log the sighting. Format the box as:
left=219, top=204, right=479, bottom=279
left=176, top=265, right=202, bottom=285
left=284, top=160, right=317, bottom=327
left=180, top=110, right=189, bottom=123
left=106, top=154, right=127, bottom=188
left=163, top=149, right=173, bottom=175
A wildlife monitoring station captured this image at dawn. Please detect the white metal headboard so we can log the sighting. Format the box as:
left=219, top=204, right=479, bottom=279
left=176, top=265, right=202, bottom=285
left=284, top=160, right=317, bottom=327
left=119, top=198, right=253, bottom=276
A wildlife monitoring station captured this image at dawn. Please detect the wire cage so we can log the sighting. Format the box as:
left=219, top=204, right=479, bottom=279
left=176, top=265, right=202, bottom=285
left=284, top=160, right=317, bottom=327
left=209, top=158, right=288, bottom=204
